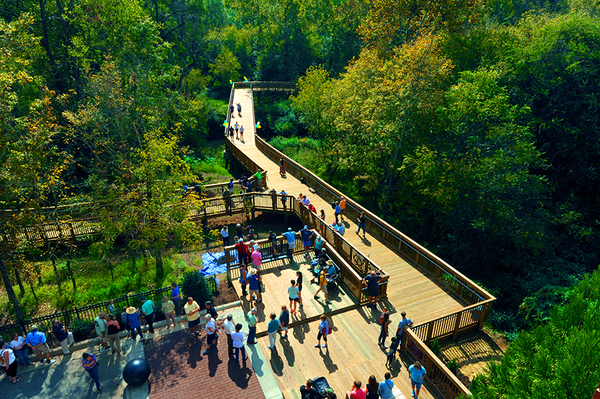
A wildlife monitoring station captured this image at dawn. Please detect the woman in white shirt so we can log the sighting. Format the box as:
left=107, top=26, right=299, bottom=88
left=231, top=323, right=248, bottom=362
left=0, top=339, right=20, bottom=383
left=10, top=334, right=31, bottom=368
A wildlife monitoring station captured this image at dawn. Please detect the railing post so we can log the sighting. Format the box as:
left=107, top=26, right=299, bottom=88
left=477, top=304, right=487, bottom=331
left=453, top=312, right=463, bottom=340
left=226, top=249, right=231, bottom=283
left=125, top=294, right=130, bottom=307
left=425, top=321, right=434, bottom=343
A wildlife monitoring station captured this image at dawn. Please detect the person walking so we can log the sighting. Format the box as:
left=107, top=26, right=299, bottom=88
left=296, top=271, right=304, bottom=308
left=315, top=314, right=329, bottom=348
left=106, top=315, right=121, bottom=354
left=409, top=361, right=427, bottom=399
left=314, top=268, right=330, bottom=304
left=396, top=311, right=414, bottom=342
left=203, top=314, right=218, bottom=355
left=228, top=125, right=234, bottom=140
left=171, top=282, right=181, bottom=317
left=94, top=313, right=110, bottom=351
left=0, top=340, right=20, bottom=384
left=339, top=196, right=347, bottom=221
left=300, top=225, right=312, bottom=257
left=52, top=319, right=74, bottom=355
left=232, top=323, right=248, bottom=362
left=283, top=227, right=296, bottom=261
left=248, top=268, right=262, bottom=303
left=235, top=121, right=240, bottom=139
left=356, top=212, right=367, bottom=238
left=247, top=308, right=259, bottom=344
left=288, top=280, right=300, bottom=314
left=229, top=104, right=235, bottom=118
left=240, top=125, right=245, bottom=142
left=240, top=263, right=249, bottom=296
left=221, top=225, right=229, bottom=247
left=141, top=296, right=155, bottom=334
left=363, top=271, right=381, bottom=308
left=334, top=202, right=341, bottom=223
left=9, top=334, right=31, bottom=368
left=379, top=372, right=395, bottom=399
left=224, top=314, right=236, bottom=357
left=126, top=307, right=144, bottom=342
left=378, top=310, right=390, bottom=349
left=279, top=158, right=286, bottom=175
left=365, top=375, right=379, bottom=399
left=162, top=296, right=176, bottom=329
left=267, top=313, right=279, bottom=351
left=386, top=336, right=400, bottom=367
left=81, top=352, right=102, bottom=391
left=279, top=305, right=290, bottom=338
left=184, top=297, right=201, bottom=336
left=237, top=102, right=242, bottom=116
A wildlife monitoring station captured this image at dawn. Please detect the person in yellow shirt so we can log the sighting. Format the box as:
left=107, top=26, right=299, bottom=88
left=184, top=297, right=201, bottom=337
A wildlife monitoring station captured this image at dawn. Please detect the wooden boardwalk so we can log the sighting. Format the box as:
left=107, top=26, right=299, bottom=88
left=229, top=87, right=466, bottom=399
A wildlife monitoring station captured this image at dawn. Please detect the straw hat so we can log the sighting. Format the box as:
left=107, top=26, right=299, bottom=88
left=249, top=268, right=257, bottom=276
left=326, top=260, right=334, bottom=266
left=126, top=306, right=137, bottom=315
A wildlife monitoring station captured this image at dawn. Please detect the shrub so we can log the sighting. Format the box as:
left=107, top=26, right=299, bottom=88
left=430, top=338, right=441, bottom=356
left=181, top=271, right=213, bottom=305
left=70, top=319, right=94, bottom=338
left=446, top=358, right=458, bottom=374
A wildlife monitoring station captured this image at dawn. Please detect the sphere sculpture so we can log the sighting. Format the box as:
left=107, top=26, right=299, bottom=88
left=123, top=358, right=151, bottom=387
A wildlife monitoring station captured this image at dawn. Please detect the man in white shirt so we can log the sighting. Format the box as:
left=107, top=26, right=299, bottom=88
left=203, top=314, right=217, bottom=355
left=223, top=314, right=236, bottom=357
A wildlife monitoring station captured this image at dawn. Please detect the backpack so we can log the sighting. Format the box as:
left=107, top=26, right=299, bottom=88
left=378, top=310, right=387, bottom=325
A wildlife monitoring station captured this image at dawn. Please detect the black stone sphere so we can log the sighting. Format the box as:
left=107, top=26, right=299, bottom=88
left=123, top=358, right=151, bottom=387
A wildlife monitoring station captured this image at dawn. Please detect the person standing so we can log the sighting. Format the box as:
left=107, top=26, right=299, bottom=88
left=0, top=340, right=20, bottom=384
left=356, top=212, right=367, bottom=238
left=223, top=187, right=232, bottom=214
left=334, top=202, right=342, bottom=223
left=313, top=234, right=324, bottom=257
left=224, top=314, right=236, bottom=357
left=315, top=314, right=329, bottom=348
left=365, top=375, right=379, bottom=399
left=126, top=307, right=144, bottom=342
left=247, top=308, right=259, bottom=345
left=232, top=323, right=248, bottom=362
left=320, top=209, right=326, bottom=221
left=221, top=225, right=230, bottom=247
left=396, top=311, right=414, bottom=342
left=94, top=313, right=110, bottom=350
left=362, top=271, right=381, bottom=308
left=270, top=188, right=278, bottom=211
left=203, top=314, right=217, bottom=355
left=162, top=296, right=176, bottom=329
left=279, top=305, right=290, bottom=338
left=235, top=238, right=248, bottom=266
left=237, top=102, right=242, bottom=116
left=296, top=271, right=304, bottom=308
left=279, top=158, right=286, bottom=175
left=280, top=189, right=288, bottom=210
left=228, top=125, right=234, bottom=140
left=106, top=315, right=121, bottom=354
left=224, top=148, right=231, bottom=169
left=108, top=299, right=116, bottom=316
left=121, top=307, right=131, bottom=338
left=314, top=268, right=330, bottom=304
left=409, top=361, right=427, bottom=399
left=339, top=196, right=347, bottom=221
left=379, top=372, right=395, bottom=399
left=240, top=125, right=245, bottom=142
left=267, top=313, right=279, bottom=351
left=205, top=301, right=218, bottom=319
left=269, top=230, right=278, bottom=257
left=184, top=297, right=201, bottom=336
left=251, top=246, right=262, bottom=270
left=300, top=226, right=312, bottom=257
left=171, top=282, right=181, bottom=317
left=235, top=121, right=240, bottom=139
left=141, top=296, right=155, bottom=334
left=282, top=227, right=296, bottom=261
left=81, top=352, right=102, bottom=391
left=378, top=310, right=390, bottom=349
left=248, top=268, right=262, bottom=303
left=288, top=280, right=300, bottom=314
left=229, top=104, right=235, bottom=118
left=386, top=336, right=400, bottom=367
left=26, top=325, right=57, bottom=366
left=9, top=334, right=31, bottom=368
left=239, top=263, right=249, bottom=296
left=52, top=319, right=74, bottom=355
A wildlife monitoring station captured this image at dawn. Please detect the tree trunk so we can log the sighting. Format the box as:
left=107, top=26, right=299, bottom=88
left=28, top=278, right=39, bottom=305
left=382, top=108, right=411, bottom=220
left=0, top=255, right=24, bottom=324
left=66, top=258, right=76, bottom=292
left=14, top=267, right=25, bottom=297
left=52, top=258, right=62, bottom=296
left=130, top=248, right=137, bottom=272
left=155, top=249, right=164, bottom=281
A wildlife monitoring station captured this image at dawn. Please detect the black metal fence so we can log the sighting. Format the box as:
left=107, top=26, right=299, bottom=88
left=0, top=276, right=218, bottom=350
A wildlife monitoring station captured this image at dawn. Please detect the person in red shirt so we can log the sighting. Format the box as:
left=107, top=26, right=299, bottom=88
left=345, top=380, right=366, bottom=399
left=235, top=239, right=249, bottom=265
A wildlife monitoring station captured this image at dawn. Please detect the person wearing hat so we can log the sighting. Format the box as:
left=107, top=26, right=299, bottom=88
left=282, top=227, right=296, bottom=261
left=362, top=271, right=382, bottom=308
left=184, top=297, right=201, bottom=336
left=247, top=268, right=262, bottom=303
left=235, top=238, right=249, bottom=266
left=94, top=312, right=110, bottom=350
left=205, top=301, right=218, bottom=319
left=247, top=225, right=258, bottom=241
left=246, top=308, right=259, bottom=345
left=326, top=260, right=337, bottom=279
left=141, top=296, right=155, bottom=334
left=223, top=314, right=236, bottom=357
left=203, top=314, right=217, bottom=355
left=26, top=325, right=56, bottom=366
left=312, top=233, right=324, bottom=257
left=52, top=319, right=74, bottom=355
left=126, top=307, right=144, bottom=341
left=300, top=226, right=312, bottom=257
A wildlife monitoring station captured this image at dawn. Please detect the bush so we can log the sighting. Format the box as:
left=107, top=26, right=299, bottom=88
left=70, top=319, right=94, bottom=338
left=181, top=272, right=213, bottom=305
left=430, top=338, right=441, bottom=356
left=487, top=309, right=521, bottom=332
left=446, top=358, right=458, bottom=374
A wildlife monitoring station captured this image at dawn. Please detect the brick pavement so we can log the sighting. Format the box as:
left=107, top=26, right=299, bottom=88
left=144, top=320, right=265, bottom=399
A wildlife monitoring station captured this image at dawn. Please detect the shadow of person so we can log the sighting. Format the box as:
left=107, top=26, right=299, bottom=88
left=228, top=358, right=252, bottom=388
left=185, top=336, right=203, bottom=369
left=361, top=235, right=372, bottom=246
left=318, top=346, right=338, bottom=373
left=269, top=348, right=284, bottom=376
left=247, top=345, right=265, bottom=377
left=280, top=336, right=296, bottom=367
left=207, top=348, right=223, bottom=377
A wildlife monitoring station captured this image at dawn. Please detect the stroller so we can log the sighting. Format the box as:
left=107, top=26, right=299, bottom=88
left=312, top=377, right=336, bottom=398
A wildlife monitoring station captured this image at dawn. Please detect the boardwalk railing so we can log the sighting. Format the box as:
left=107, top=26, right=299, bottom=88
left=253, top=134, right=494, bottom=307
left=402, top=328, right=471, bottom=399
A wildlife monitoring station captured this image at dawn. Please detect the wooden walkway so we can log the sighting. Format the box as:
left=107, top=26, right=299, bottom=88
left=229, top=87, right=465, bottom=399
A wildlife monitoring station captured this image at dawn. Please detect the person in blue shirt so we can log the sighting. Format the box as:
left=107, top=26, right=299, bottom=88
left=396, top=311, right=414, bottom=340
left=334, top=202, right=342, bottom=223
left=280, top=189, right=288, bottom=210
left=171, top=282, right=181, bottom=316
left=247, top=269, right=262, bottom=303
left=126, top=307, right=144, bottom=342
left=326, top=260, right=337, bottom=278
left=300, top=379, right=319, bottom=399
left=282, top=228, right=296, bottom=260
left=409, top=361, right=427, bottom=399
left=379, top=372, right=395, bottom=399
left=300, top=226, right=312, bottom=257
left=315, top=314, right=329, bottom=348
left=267, top=313, right=279, bottom=351
left=26, top=325, right=56, bottom=366
left=312, top=234, right=324, bottom=257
